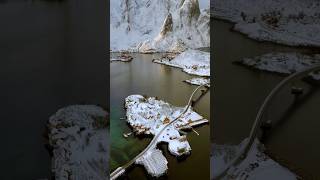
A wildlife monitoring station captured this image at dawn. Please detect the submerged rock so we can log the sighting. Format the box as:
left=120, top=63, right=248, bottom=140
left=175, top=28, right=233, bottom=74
left=47, top=105, right=109, bottom=180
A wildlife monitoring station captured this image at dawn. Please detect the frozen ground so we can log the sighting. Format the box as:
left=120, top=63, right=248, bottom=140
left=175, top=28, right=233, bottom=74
left=153, top=49, right=210, bottom=77
left=111, top=0, right=210, bottom=52
left=212, top=0, right=320, bottom=47
left=125, top=94, right=208, bottom=176
left=237, top=52, right=320, bottom=80
left=211, top=139, right=298, bottom=180
left=47, top=105, right=109, bottom=180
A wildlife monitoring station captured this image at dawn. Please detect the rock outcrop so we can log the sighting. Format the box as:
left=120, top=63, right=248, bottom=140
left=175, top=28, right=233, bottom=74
left=47, top=105, right=109, bottom=180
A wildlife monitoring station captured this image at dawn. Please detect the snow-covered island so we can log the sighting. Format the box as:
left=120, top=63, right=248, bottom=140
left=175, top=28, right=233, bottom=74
left=212, top=0, right=320, bottom=47
left=46, top=105, right=109, bottom=180
left=153, top=49, right=211, bottom=86
left=111, top=0, right=210, bottom=53
left=124, top=94, right=208, bottom=177
left=153, top=49, right=210, bottom=77
left=236, top=52, right=320, bottom=80
left=211, top=139, right=298, bottom=180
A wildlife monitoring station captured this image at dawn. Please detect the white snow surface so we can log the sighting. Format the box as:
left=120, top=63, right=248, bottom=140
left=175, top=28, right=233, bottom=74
left=125, top=94, right=208, bottom=156
left=135, top=148, right=169, bottom=177
left=154, top=49, right=210, bottom=76
left=239, top=52, right=320, bottom=80
left=111, top=0, right=210, bottom=52
left=212, top=0, right=320, bottom=47
left=211, top=139, right=297, bottom=180
left=47, top=105, right=109, bottom=180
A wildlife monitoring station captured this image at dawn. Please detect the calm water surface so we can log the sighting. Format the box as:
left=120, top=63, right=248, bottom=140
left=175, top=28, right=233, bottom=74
left=110, top=53, right=210, bottom=179
left=213, top=19, right=320, bottom=178
left=0, top=1, right=107, bottom=179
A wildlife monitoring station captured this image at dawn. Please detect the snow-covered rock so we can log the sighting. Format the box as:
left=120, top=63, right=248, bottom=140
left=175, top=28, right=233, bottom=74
left=212, top=0, right=320, bottom=47
left=47, top=105, right=109, bottom=180
left=111, top=0, right=210, bottom=52
left=211, top=139, right=298, bottom=180
left=237, top=52, right=320, bottom=80
left=153, top=49, right=210, bottom=76
left=110, top=53, right=134, bottom=62
left=184, top=77, right=210, bottom=86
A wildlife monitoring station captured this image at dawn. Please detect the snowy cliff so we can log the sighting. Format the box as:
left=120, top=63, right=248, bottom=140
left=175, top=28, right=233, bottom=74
left=110, top=0, right=210, bottom=52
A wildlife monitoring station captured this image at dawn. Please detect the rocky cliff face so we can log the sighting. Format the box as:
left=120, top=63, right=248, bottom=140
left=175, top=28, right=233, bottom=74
left=111, top=0, right=210, bottom=52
